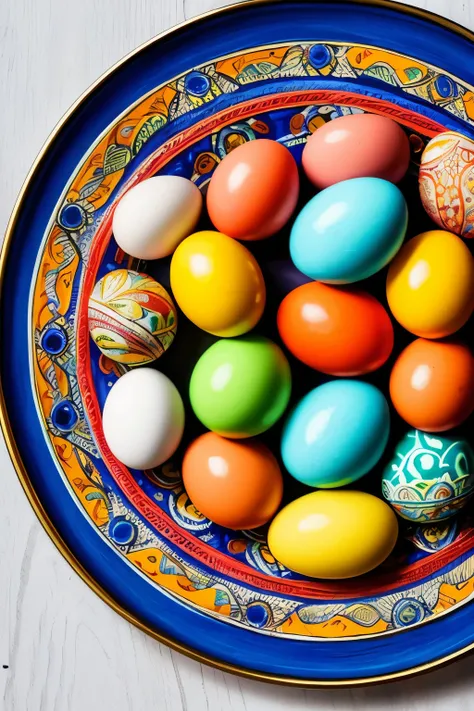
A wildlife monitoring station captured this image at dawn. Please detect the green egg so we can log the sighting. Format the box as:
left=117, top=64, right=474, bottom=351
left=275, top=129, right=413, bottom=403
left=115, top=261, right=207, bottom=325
left=189, top=336, right=292, bottom=438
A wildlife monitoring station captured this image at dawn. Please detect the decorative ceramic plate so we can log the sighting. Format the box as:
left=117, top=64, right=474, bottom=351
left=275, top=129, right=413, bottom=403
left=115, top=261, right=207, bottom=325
left=2, top=0, right=474, bottom=686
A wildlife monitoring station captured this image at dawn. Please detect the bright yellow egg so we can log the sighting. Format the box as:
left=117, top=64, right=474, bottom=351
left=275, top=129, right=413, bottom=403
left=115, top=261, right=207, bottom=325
left=267, top=490, right=398, bottom=579
left=386, top=230, right=474, bottom=338
left=170, top=230, right=266, bottom=337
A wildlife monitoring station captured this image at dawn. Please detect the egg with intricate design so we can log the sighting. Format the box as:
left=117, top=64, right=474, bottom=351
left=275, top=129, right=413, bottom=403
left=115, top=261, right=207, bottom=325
left=89, top=269, right=177, bottom=365
left=419, top=130, right=474, bottom=238
left=382, top=430, right=474, bottom=522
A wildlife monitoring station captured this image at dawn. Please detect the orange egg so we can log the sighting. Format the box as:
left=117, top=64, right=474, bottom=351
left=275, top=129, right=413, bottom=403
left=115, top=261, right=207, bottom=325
left=277, top=282, right=394, bottom=375
left=206, top=139, right=299, bottom=241
left=182, top=432, right=283, bottom=530
left=390, top=339, right=474, bottom=431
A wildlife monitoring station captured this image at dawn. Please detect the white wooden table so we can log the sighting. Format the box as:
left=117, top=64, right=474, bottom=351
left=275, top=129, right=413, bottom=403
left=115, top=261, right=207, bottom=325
left=1, top=1, right=474, bottom=709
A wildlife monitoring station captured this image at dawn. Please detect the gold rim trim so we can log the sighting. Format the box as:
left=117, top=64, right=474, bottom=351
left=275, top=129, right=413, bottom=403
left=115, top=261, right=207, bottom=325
left=2, top=0, right=474, bottom=688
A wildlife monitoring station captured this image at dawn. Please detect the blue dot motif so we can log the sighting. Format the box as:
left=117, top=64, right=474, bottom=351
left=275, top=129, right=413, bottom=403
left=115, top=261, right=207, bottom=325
left=247, top=603, right=269, bottom=628
left=434, top=75, right=456, bottom=98
left=308, top=44, right=332, bottom=69
left=59, top=203, right=85, bottom=230
left=185, top=71, right=212, bottom=97
left=392, top=599, right=426, bottom=627
left=41, top=327, right=67, bottom=355
left=51, top=401, right=78, bottom=432
left=109, top=518, right=136, bottom=545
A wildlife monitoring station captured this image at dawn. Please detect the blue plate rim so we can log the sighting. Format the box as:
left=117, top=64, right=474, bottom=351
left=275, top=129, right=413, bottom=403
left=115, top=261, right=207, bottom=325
left=2, top=0, right=474, bottom=687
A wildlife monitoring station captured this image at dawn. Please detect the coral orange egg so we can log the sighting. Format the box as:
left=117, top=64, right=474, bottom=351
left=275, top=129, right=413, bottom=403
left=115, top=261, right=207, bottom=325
left=206, top=139, right=299, bottom=241
left=182, top=433, right=283, bottom=530
left=390, top=339, right=474, bottom=432
left=277, top=282, right=394, bottom=376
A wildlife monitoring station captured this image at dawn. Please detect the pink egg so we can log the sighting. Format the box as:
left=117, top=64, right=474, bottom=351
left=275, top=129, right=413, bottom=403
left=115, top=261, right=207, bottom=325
left=302, top=113, right=411, bottom=189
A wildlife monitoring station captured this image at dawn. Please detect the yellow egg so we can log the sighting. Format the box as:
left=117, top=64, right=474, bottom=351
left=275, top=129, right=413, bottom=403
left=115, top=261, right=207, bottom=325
left=267, top=490, right=398, bottom=579
left=170, top=230, right=266, bottom=337
left=386, top=230, right=474, bottom=338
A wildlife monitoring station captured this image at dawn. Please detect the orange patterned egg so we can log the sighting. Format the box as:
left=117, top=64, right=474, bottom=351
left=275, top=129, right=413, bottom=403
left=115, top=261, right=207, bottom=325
left=419, top=130, right=474, bottom=238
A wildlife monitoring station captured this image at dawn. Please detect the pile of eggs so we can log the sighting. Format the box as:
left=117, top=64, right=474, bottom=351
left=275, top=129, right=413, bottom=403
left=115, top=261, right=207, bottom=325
left=91, top=113, right=474, bottom=581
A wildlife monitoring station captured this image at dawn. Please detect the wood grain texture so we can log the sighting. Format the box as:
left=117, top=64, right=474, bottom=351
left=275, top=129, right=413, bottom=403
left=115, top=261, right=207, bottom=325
left=1, top=0, right=474, bottom=708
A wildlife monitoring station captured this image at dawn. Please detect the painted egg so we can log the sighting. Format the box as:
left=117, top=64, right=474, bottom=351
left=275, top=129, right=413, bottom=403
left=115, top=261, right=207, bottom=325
left=182, top=433, right=283, bottom=530
left=390, top=339, right=474, bottom=432
left=386, top=230, right=474, bottom=338
left=419, top=130, right=474, bottom=238
left=302, top=113, right=410, bottom=189
left=112, top=175, right=202, bottom=259
left=88, top=269, right=177, bottom=365
left=281, top=380, right=390, bottom=488
left=206, top=139, right=299, bottom=241
left=277, top=282, right=394, bottom=376
left=189, top=336, right=292, bottom=438
left=170, top=231, right=265, bottom=337
left=268, top=490, right=398, bottom=579
left=102, top=368, right=185, bottom=469
left=382, top=430, right=474, bottom=523
left=290, top=178, right=408, bottom=283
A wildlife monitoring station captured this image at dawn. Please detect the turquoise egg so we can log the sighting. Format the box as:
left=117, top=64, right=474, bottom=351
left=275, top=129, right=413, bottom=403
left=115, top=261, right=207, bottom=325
left=290, top=177, right=408, bottom=283
left=281, top=380, right=390, bottom=487
left=382, top=430, right=474, bottom=522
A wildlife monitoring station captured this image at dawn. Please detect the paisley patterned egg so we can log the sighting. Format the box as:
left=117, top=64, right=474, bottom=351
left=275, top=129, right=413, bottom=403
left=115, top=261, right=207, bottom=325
left=88, top=269, right=177, bottom=365
left=382, top=430, right=474, bottom=522
left=419, top=130, right=474, bottom=238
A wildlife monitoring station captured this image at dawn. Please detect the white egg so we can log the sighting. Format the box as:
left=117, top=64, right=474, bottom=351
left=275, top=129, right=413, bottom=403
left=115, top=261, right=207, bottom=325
left=102, top=368, right=185, bottom=469
left=112, top=176, right=202, bottom=260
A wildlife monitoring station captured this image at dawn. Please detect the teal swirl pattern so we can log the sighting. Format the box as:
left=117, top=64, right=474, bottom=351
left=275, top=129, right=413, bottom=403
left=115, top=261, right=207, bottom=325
left=382, top=430, right=474, bottom=522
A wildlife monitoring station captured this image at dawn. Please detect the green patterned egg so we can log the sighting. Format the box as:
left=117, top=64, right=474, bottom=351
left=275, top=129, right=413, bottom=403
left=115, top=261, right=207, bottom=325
left=382, top=430, right=474, bottom=522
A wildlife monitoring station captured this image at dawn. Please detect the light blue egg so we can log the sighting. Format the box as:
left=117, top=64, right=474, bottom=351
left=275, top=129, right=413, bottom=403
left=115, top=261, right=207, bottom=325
left=281, top=380, right=390, bottom=487
left=290, top=177, right=408, bottom=283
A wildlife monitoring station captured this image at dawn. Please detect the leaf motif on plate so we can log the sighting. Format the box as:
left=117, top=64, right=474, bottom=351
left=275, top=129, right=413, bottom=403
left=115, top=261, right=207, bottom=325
left=103, top=144, right=131, bottom=176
